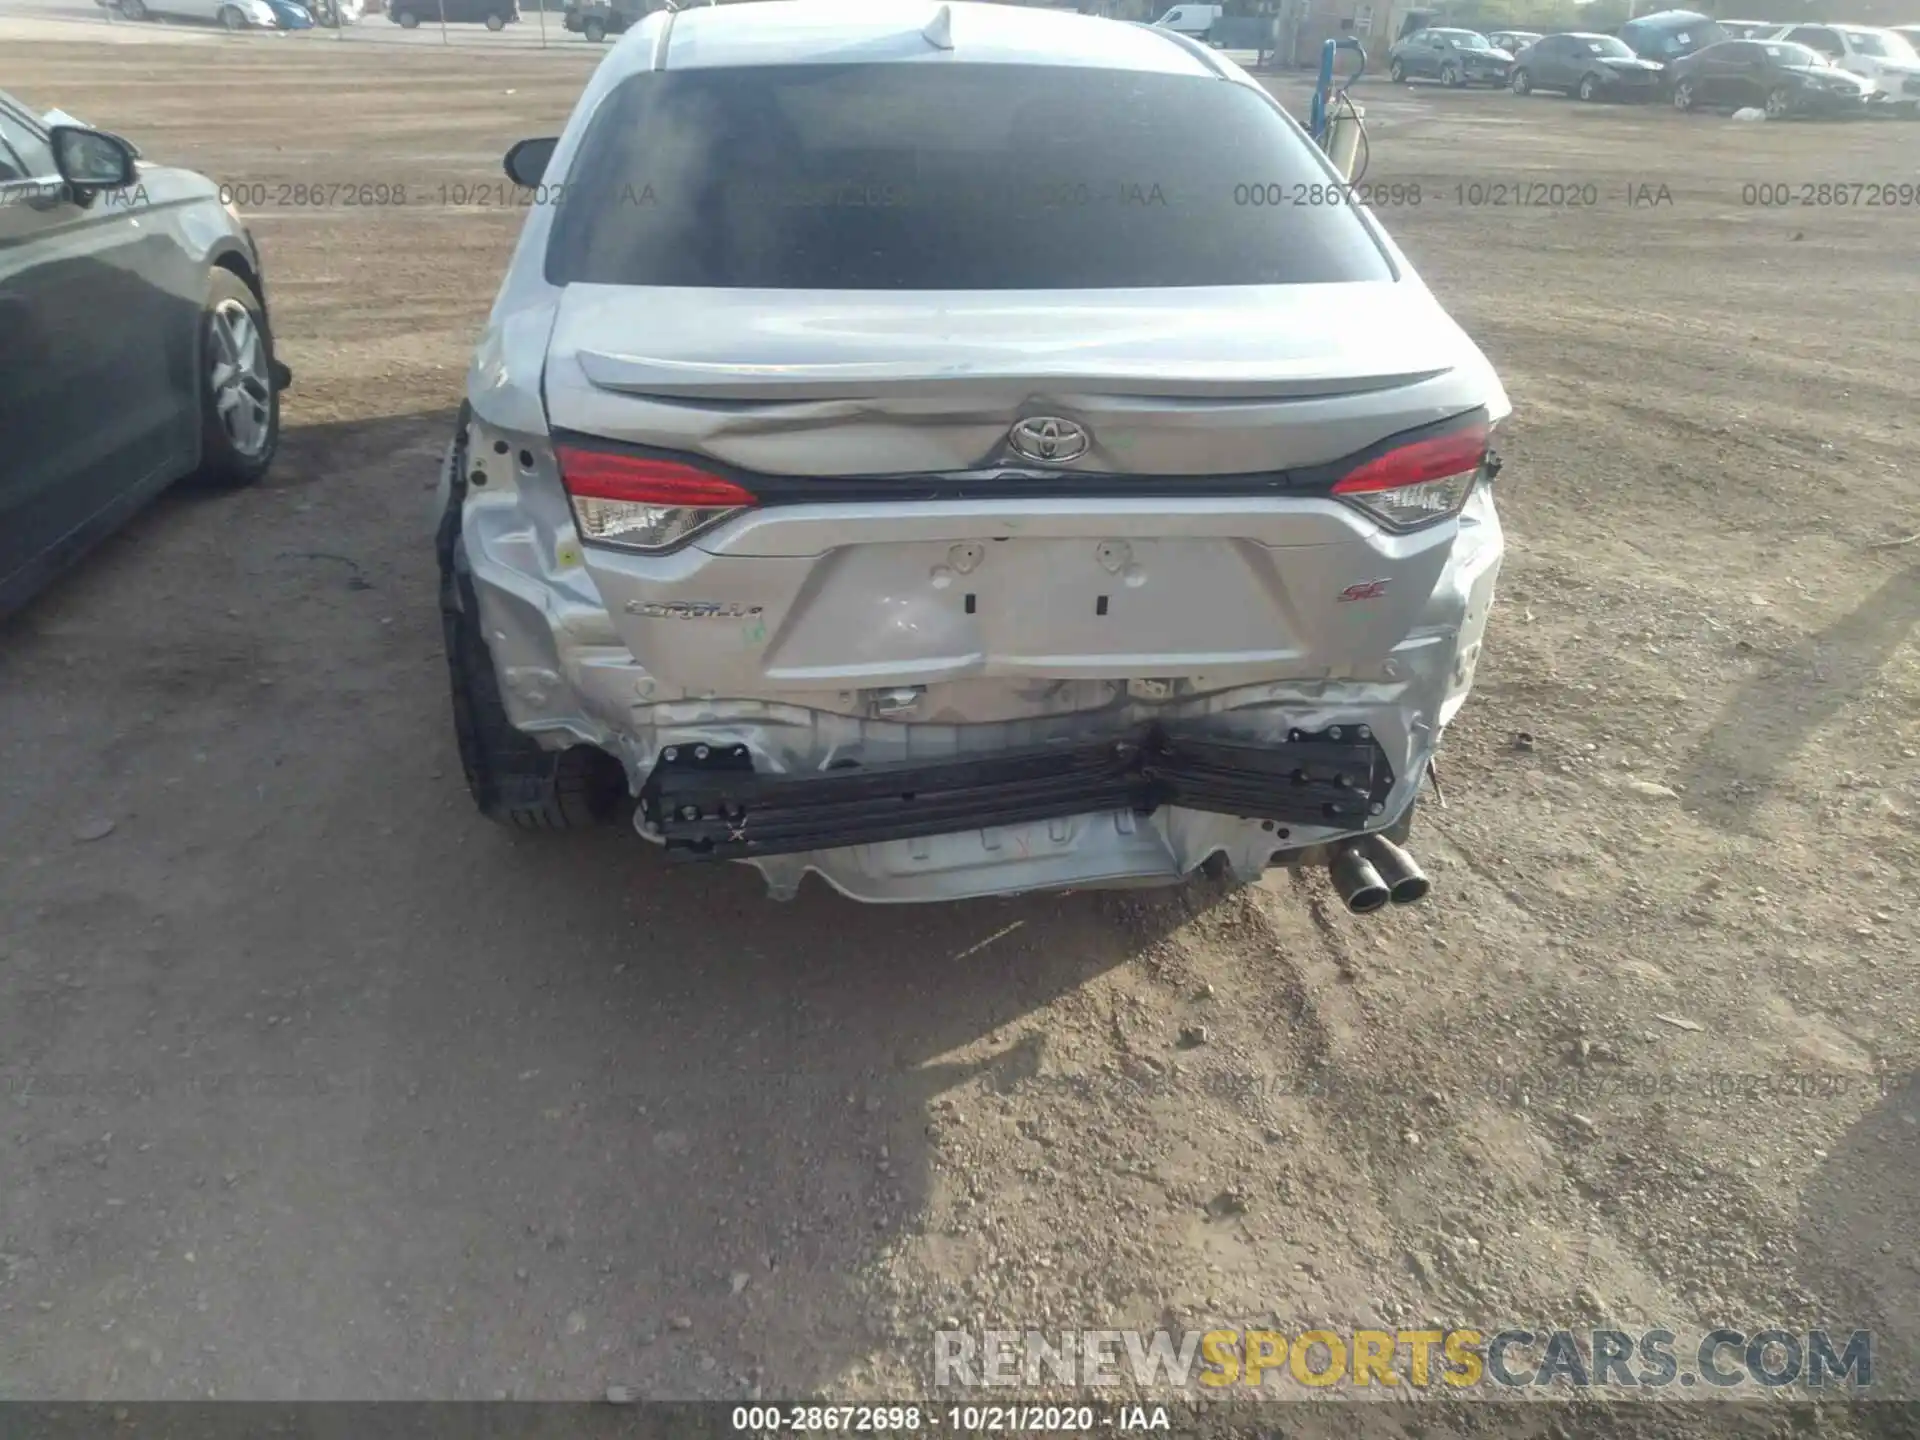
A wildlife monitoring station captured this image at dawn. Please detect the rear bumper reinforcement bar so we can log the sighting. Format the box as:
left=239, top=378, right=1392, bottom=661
left=644, top=724, right=1396, bottom=863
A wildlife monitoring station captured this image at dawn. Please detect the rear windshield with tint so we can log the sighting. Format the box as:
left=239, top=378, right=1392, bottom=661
left=544, top=63, right=1394, bottom=290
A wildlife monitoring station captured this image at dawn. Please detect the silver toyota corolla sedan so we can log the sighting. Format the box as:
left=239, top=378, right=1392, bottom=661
left=437, top=0, right=1509, bottom=907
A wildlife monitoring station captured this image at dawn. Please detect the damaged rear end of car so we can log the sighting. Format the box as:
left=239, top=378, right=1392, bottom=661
left=439, top=3, right=1510, bottom=905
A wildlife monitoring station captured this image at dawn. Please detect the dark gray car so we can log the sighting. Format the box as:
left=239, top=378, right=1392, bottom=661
left=1387, top=28, right=1514, bottom=86
left=1509, top=32, right=1666, bottom=100
left=0, top=90, right=290, bottom=617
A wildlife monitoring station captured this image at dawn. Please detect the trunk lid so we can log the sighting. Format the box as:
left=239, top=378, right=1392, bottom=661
left=542, top=284, right=1501, bottom=696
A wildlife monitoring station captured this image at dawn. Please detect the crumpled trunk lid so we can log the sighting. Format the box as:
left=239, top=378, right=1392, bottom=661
left=540, top=283, right=1503, bottom=695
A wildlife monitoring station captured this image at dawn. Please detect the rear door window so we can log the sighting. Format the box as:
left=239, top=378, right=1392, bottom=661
left=546, top=63, right=1395, bottom=291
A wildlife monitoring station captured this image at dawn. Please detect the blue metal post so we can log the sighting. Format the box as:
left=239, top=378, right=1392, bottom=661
left=1310, top=37, right=1335, bottom=139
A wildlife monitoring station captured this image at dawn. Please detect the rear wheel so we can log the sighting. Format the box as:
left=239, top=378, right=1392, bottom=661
left=219, top=4, right=244, bottom=27
left=1388, top=58, right=1407, bottom=82
left=395, top=6, right=418, bottom=23
left=121, top=0, right=150, bottom=16
left=582, top=14, right=603, bottom=37
left=437, top=422, right=628, bottom=832
left=1672, top=77, right=1696, bottom=111
left=1510, top=66, right=1531, bottom=94
left=1577, top=72, right=1600, bottom=101
left=484, top=9, right=504, bottom=26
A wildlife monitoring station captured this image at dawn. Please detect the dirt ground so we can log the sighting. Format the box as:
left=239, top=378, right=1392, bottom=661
left=2, top=34, right=1917, bottom=1431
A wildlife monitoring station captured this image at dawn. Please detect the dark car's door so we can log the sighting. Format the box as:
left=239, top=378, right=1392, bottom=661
left=1533, top=36, right=1570, bottom=88
left=1689, top=41, right=1738, bottom=102
left=0, top=99, right=198, bottom=611
left=1722, top=42, right=1772, bottom=104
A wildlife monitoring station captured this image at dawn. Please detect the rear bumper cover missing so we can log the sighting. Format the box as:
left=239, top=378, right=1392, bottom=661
left=646, top=723, right=1395, bottom=863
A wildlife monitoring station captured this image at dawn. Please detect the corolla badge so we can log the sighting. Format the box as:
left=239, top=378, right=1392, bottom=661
left=626, top=600, right=764, bottom=620
left=1007, top=416, right=1091, bottom=465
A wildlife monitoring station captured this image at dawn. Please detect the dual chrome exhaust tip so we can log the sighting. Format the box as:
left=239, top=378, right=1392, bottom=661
left=1327, top=834, right=1431, bottom=914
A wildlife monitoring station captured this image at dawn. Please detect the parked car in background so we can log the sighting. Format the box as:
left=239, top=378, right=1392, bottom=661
left=111, top=0, right=298, bottom=26
left=1151, top=3, right=1219, bottom=39
left=1616, top=10, right=1727, bottom=67
left=1509, top=32, right=1665, bottom=100
left=307, top=0, right=363, bottom=23
left=1718, top=19, right=1777, bottom=39
left=260, top=0, right=314, bottom=26
left=0, top=89, right=290, bottom=618
left=388, top=0, right=518, bottom=25
left=1669, top=38, right=1872, bottom=114
left=1762, top=23, right=1920, bottom=101
left=563, top=0, right=643, bottom=39
left=1894, top=25, right=1920, bottom=49
left=1387, top=28, right=1513, bottom=86
left=1488, top=29, right=1540, bottom=54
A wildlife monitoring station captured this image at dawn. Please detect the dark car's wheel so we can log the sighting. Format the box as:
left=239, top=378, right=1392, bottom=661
left=184, top=270, right=279, bottom=491
left=484, top=9, right=504, bottom=26
left=1388, top=57, right=1407, bottom=82
left=1672, top=77, right=1696, bottom=111
left=121, top=0, right=150, bottom=17
left=1440, top=62, right=1462, bottom=87
left=1765, top=84, right=1794, bottom=117
left=1577, top=72, right=1601, bottom=101
left=394, top=6, right=418, bottom=23
left=1510, top=66, right=1531, bottom=94
left=582, top=15, right=603, bottom=38
left=219, top=4, right=245, bottom=26
left=436, top=417, right=627, bottom=833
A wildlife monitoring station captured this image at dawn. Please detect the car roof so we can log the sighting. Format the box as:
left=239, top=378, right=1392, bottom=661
left=644, top=0, right=1221, bottom=76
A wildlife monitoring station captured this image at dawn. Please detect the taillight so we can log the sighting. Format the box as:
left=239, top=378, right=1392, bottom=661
left=1331, top=421, right=1489, bottom=532
left=557, top=445, right=757, bottom=553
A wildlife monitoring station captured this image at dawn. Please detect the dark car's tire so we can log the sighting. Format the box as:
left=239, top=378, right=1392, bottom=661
left=219, top=4, right=245, bottom=26
left=1510, top=66, right=1531, bottom=94
left=1577, top=72, right=1601, bottom=101
left=437, top=424, right=628, bottom=832
left=1389, top=58, right=1407, bottom=82
left=582, top=15, right=603, bottom=38
left=1672, top=77, right=1696, bottom=111
left=121, top=0, right=150, bottom=17
left=394, top=6, right=418, bottom=23
left=1765, top=84, right=1794, bottom=118
left=1440, top=62, right=1462, bottom=87
left=484, top=9, right=504, bottom=25
left=184, top=269, right=279, bottom=491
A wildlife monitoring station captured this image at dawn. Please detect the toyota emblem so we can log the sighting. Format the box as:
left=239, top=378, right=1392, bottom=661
left=1007, top=415, right=1091, bottom=465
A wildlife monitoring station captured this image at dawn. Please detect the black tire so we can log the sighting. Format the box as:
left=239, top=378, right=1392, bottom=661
left=184, top=269, right=279, bottom=490
left=1440, top=62, right=1462, bottom=87
left=1510, top=66, right=1531, bottom=95
left=437, top=419, right=628, bottom=832
left=219, top=4, right=244, bottom=26
left=1672, top=77, right=1696, bottom=111
left=1389, top=58, right=1406, bottom=83
left=1765, top=84, right=1794, bottom=118
left=1578, top=72, right=1601, bottom=101
left=582, top=15, right=603, bottom=39
left=395, top=6, right=418, bottom=23
left=122, top=0, right=150, bottom=17
left=484, top=9, right=504, bottom=26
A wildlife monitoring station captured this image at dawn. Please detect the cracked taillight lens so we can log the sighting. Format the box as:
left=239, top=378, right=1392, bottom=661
left=557, top=446, right=757, bottom=553
left=1332, top=421, right=1489, bottom=532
